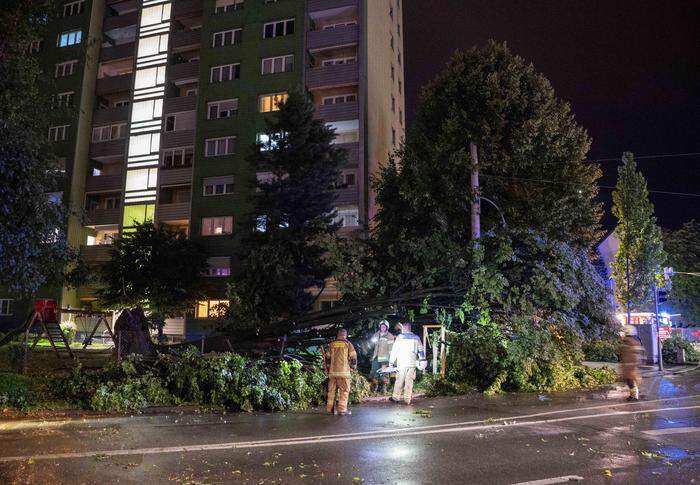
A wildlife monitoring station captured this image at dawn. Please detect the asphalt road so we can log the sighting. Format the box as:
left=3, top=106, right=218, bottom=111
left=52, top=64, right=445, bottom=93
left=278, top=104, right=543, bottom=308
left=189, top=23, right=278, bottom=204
left=1, top=370, right=699, bottom=485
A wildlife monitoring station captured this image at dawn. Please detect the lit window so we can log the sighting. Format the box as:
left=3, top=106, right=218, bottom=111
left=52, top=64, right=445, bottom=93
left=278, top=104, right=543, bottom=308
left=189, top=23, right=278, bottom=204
left=0, top=299, right=13, bottom=316
left=57, top=30, right=82, bottom=47
left=125, top=168, right=158, bottom=191
left=55, top=60, right=78, bottom=77
left=212, top=29, right=242, bottom=47
left=204, top=257, right=231, bottom=277
left=204, top=137, right=235, bottom=157
left=207, top=99, right=239, bottom=119
left=48, top=125, right=69, bottom=142
left=195, top=300, right=229, bottom=318
left=263, top=19, right=295, bottom=38
left=327, top=120, right=359, bottom=144
left=256, top=132, right=284, bottom=151
left=141, top=3, right=171, bottom=27
left=137, top=33, right=169, bottom=58
left=261, top=55, right=294, bottom=75
left=203, top=176, right=234, bottom=196
left=215, top=0, right=244, bottom=13
left=210, top=63, right=241, bottom=83
left=258, top=92, right=288, bottom=113
left=63, top=1, right=85, bottom=17
left=334, top=207, right=360, bottom=227
left=130, top=99, right=163, bottom=123
left=201, top=216, right=233, bottom=236
left=122, top=204, right=155, bottom=228
left=134, top=66, right=166, bottom=89
left=128, top=133, right=160, bottom=157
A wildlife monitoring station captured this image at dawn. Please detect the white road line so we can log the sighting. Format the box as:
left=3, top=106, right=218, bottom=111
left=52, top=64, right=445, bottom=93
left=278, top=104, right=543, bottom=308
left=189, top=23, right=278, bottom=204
left=642, top=426, right=700, bottom=436
left=0, top=404, right=698, bottom=463
left=511, top=476, right=584, bottom=485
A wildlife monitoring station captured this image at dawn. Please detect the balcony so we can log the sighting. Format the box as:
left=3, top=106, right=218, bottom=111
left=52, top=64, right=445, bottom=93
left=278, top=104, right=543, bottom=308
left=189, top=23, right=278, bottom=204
left=306, top=63, right=358, bottom=90
left=161, top=130, right=195, bottom=149
left=168, top=61, right=199, bottom=83
left=103, top=11, right=137, bottom=32
left=172, top=0, right=202, bottom=19
left=81, top=245, right=113, bottom=263
left=85, top=208, right=121, bottom=226
left=308, top=0, right=358, bottom=12
left=171, top=30, right=201, bottom=50
left=92, top=105, right=129, bottom=125
left=157, top=203, right=190, bottom=222
left=90, top=139, right=126, bottom=159
left=336, top=142, right=359, bottom=164
left=314, top=102, right=359, bottom=122
left=307, top=24, right=359, bottom=52
left=85, top=173, right=122, bottom=192
left=164, top=95, right=197, bottom=113
left=95, top=73, right=133, bottom=95
left=100, top=42, right=135, bottom=62
left=335, top=186, right=359, bottom=206
left=159, top=167, right=192, bottom=186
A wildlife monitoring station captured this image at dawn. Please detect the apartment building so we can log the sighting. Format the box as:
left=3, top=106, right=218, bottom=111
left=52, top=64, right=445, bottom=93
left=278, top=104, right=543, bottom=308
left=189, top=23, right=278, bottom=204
left=0, top=0, right=405, bottom=339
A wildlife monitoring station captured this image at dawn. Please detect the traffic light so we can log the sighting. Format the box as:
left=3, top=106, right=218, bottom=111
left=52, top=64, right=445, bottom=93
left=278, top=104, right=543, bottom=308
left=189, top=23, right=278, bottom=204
left=657, top=289, right=669, bottom=303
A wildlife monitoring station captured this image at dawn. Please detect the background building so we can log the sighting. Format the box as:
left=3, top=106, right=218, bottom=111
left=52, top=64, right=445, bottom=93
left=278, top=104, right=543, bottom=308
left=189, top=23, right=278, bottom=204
left=0, top=0, right=406, bottom=340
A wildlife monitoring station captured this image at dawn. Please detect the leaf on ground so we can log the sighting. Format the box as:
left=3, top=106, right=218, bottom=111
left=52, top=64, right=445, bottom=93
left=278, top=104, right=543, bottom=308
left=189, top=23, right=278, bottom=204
left=353, top=477, right=363, bottom=483
left=603, top=469, right=613, bottom=477
left=94, top=454, right=109, bottom=461
left=285, top=466, right=293, bottom=472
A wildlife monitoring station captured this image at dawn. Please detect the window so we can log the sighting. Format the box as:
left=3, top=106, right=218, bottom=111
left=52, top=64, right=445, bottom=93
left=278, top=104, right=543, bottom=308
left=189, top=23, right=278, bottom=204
left=207, top=98, right=239, bottom=119
left=63, top=1, right=85, bottom=17
left=255, top=215, right=268, bottom=232
left=48, top=125, right=69, bottom=142
left=261, top=55, right=293, bottom=75
left=335, top=207, right=359, bottom=227
left=256, top=132, right=284, bottom=151
left=322, top=94, right=357, bottom=105
left=92, top=123, right=127, bottom=142
left=391, top=95, right=396, bottom=112
left=141, top=3, right=171, bottom=27
left=390, top=63, right=395, bottom=81
left=201, top=216, right=233, bottom=236
left=128, top=133, right=160, bottom=157
left=204, top=257, right=231, bottom=277
left=212, top=29, right=242, bottom=47
left=258, top=92, right=288, bottom=112
left=186, top=88, right=198, bottom=96
left=195, top=300, right=228, bottom=318
left=210, top=63, right=240, bottom=83
left=55, top=60, right=77, bottom=77
left=54, top=91, right=74, bottom=108
left=125, top=168, right=158, bottom=192
left=322, top=21, right=357, bottom=30
left=341, top=172, right=356, bottom=187
left=131, top=99, right=163, bottom=122
left=57, top=30, right=82, bottom=47
left=162, top=147, right=194, bottom=168
left=203, top=176, right=234, bottom=196
left=114, top=100, right=130, bottom=108
left=327, top=120, right=359, bottom=144
left=392, top=127, right=397, bottom=146
left=263, top=19, right=294, bottom=38
left=215, top=0, right=244, bottom=13
left=205, top=137, right=235, bottom=157
left=86, top=228, right=118, bottom=246
left=137, top=33, right=169, bottom=58
left=122, top=204, right=155, bottom=228
left=165, top=115, right=176, bottom=132
left=0, top=299, right=12, bottom=316
left=26, top=40, right=41, bottom=54
left=322, top=57, right=356, bottom=66
left=134, top=65, right=166, bottom=90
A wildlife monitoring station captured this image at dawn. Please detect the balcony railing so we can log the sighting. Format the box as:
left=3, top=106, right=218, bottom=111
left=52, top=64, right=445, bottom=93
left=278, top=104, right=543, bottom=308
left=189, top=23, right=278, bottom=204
left=161, top=130, right=196, bottom=149
left=314, top=102, right=359, bottom=122
left=335, top=142, right=359, bottom=164
left=173, top=0, right=203, bottom=19
left=81, top=245, right=113, bottom=263
left=95, top=73, right=133, bottom=95
left=85, top=207, right=121, bottom=226
left=164, top=95, right=197, bottom=114
left=168, top=61, right=199, bottom=83
left=92, top=105, right=129, bottom=125
left=307, top=24, right=359, bottom=52
left=85, top=173, right=122, bottom=192
left=103, top=11, right=137, bottom=32
left=157, top=202, right=190, bottom=222
left=100, top=42, right=135, bottom=62
left=90, top=139, right=126, bottom=159
left=159, top=167, right=193, bottom=186
left=171, top=30, right=201, bottom=50
left=306, top=63, right=359, bottom=90
left=308, top=0, right=358, bottom=13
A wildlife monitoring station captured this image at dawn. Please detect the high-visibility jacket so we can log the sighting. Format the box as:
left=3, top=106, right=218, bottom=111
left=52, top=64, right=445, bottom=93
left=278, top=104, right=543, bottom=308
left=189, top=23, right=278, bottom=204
left=326, top=339, right=357, bottom=378
left=371, top=331, right=395, bottom=362
left=389, top=331, right=425, bottom=368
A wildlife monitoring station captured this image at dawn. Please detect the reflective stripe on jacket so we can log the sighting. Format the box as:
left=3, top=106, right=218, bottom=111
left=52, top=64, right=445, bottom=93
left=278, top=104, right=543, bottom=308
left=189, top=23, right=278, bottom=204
left=326, top=339, right=357, bottom=378
left=371, top=331, right=395, bottom=362
left=389, top=332, right=425, bottom=368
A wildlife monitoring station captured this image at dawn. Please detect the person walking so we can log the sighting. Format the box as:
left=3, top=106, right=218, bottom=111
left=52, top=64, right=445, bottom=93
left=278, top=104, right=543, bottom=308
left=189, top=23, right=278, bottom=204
left=369, top=320, right=395, bottom=394
left=325, top=328, right=358, bottom=415
left=620, top=325, right=644, bottom=401
left=388, top=323, right=425, bottom=405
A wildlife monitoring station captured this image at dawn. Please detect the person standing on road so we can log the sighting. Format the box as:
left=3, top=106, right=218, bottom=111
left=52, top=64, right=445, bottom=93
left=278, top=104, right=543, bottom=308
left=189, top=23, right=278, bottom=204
left=369, top=320, right=395, bottom=394
left=620, top=325, right=644, bottom=401
left=325, top=328, right=358, bottom=415
left=389, top=323, right=425, bottom=405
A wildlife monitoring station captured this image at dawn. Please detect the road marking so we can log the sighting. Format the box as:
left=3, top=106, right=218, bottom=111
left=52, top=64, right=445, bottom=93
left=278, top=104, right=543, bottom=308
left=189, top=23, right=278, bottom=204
left=0, top=404, right=698, bottom=463
left=511, top=476, right=584, bottom=485
left=642, top=426, right=700, bottom=436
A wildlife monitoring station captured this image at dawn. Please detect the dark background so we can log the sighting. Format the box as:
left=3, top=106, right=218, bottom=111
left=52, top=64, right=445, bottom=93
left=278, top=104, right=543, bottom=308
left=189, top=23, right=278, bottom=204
left=403, top=0, right=699, bottom=230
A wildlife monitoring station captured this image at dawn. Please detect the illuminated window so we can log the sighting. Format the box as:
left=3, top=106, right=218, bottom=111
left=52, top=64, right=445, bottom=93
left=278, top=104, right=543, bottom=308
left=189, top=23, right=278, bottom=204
left=201, top=216, right=233, bottom=236
left=210, top=63, right=240, bottom=83
left=261, top=55, right=293, bottom=75
left=128, top=133, right=160, bottom=157
left=134, top=66, right=166, bottom=89
left=161, top=147, right=194, bottom=168
left=57, top=30, right=82, bottom=47
left=327, top=120, right=359, bottom=144
left=215, top=0, right=244, bottom=13
left=131, top=99, right=163, bottom=122
left=63, top=1, right=85, bottom=16
left=203, top=176, right=234, bottom=196
left=204, top=137, right=235, bottom=157
left=204, top=257, right=231, bottom=277
left=258, top=92, right=288, bottom=113
left=0, top=299, right=13, bottom=316
left=122, top=204, right=155, bottom=228
left=48, top=125, right=69, bottom=142
left=334, top=207, right=359, bottom=227
left=55, top=60, right=78, bottom=77
left=195, top=300, right=229, bottom=318
left=212, top=28, right=242, bottom=47
left=138, top=33, right=169, bottom=58
left=207, top=99, right=238, bottom=119
left=141, top=3, right=171, bottom=27
left=125, top=168, right=158, bottom=192
left=263, top=19, right=294, bottom=38
left=256, top=132, right=284, bottom=151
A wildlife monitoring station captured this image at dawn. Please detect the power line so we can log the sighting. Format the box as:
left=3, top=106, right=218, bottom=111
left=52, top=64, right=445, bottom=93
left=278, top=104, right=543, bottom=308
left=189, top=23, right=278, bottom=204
left=480, top=173, right=700, bottom=198
left=586, top=152, right=700, bottom=163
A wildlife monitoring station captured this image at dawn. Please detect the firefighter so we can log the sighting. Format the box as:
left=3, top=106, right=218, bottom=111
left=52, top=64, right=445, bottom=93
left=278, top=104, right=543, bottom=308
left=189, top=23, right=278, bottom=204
left=325, top=328, right=358, bottom=415
left=620, top=325, right=644, bottom=401
left=388, top=322, right=425, bottom=405
left=369, top=320, right=395, bottom=394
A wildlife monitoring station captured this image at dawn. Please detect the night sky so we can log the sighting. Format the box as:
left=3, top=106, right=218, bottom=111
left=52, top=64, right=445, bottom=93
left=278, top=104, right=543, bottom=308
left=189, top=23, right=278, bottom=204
left=403, top=0, right=700, bottom=230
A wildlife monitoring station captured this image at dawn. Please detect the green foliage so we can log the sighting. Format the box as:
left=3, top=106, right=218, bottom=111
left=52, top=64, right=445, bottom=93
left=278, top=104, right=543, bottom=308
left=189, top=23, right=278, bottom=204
left=349, top=372, right=371, bottom=404
left=662, top=335, right=700, bottom=364
left=0, top=342, right=25, bottom=372
left=612, top=153, right=666, bottom=311
left=60, top=323, right=76, bottom=345
left=582, top=339, right=620, bottom=363
left=663, top=220, right=700, bottom=323
left=226, top=90, right=346, bottom=334
left=0, top=372, right=35, bottom=409
left=423, top=374, right=474, bottom=397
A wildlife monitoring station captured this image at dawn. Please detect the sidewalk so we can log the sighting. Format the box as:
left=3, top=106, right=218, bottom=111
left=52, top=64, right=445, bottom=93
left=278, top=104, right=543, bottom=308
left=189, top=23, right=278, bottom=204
left=583, top=361, right=700, bottom=377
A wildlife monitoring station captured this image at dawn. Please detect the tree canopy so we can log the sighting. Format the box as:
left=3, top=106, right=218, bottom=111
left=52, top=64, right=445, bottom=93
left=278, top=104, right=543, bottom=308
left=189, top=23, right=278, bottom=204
left=663, top=220, right=700, bottom=323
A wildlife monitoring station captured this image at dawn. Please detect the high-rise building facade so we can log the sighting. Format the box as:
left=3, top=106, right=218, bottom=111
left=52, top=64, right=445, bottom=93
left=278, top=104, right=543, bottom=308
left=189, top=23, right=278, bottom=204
left=0, top=0, right=405, bottom=339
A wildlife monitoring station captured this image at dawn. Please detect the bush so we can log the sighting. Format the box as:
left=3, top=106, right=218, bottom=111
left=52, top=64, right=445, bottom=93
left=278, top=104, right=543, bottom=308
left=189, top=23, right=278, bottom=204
left=349, top=372, right=371, bottom=404
left=0, top=342, right=25, bottom=372
left=662, top=335, right=700, bottom=364
left=424, top=374, right=474, bottom=397
left=582, top=338, right=620, bottom=363
left=0, top=372, right=35, bottom=409
left=60, top=324, right=76, bottom=345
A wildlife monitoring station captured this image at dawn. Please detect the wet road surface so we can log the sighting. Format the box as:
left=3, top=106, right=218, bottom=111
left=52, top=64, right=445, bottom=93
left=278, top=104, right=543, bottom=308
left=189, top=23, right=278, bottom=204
left=1, top=370, right=699, bottom=484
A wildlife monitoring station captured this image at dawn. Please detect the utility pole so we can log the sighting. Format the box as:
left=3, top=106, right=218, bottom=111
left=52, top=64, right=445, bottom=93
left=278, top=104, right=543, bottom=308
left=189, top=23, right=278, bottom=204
left=469, top=142, right=481, bottom=241
left=653, top=279, right=663, bottom=371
